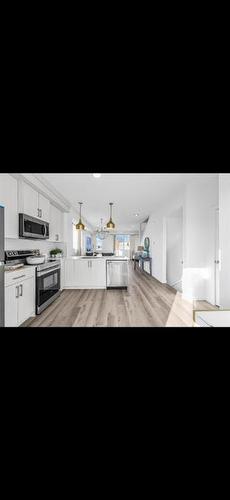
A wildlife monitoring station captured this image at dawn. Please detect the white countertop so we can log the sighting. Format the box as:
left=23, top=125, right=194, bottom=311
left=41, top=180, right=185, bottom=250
left=65, top=256, right=129, bottom=261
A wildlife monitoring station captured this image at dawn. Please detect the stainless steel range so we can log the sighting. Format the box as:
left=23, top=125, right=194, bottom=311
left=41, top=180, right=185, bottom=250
left=5, top=250, right=61, bottom=315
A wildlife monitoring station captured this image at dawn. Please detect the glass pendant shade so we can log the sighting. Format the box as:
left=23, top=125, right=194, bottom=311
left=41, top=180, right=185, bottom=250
left=76, top=202, right=85, bottom=231
left=107, top=202, right=115, bottom=229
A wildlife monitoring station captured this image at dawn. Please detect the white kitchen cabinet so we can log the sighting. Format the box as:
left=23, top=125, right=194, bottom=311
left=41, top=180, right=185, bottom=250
left=17, top=278, right=35, bottom=325
left=49, top=204, right=63, bottom=242
left=64, top=259, right=79, bottom=288
left=88, top=260, right=106, bottom=288
left=64, top=258, right=106, bottom=289
left=77, top=260, right=92, bottom=288
left=5, top=273, right=35, bottom=327
left=21, top=182, right=39, bottom=219
left=18, top=181, right=50, bottom=222
left=0, top=174, right=18, bottom=238
left=38, top=193, right=50, bottom=222
left=5, top=284, right=18, bottom=327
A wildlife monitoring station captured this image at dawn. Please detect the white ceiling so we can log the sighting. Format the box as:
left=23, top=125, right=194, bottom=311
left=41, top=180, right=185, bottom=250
left=40, top=173, right=218, bottom=233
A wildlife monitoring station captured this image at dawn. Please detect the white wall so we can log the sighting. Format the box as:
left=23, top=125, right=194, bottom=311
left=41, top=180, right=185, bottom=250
left=166, top=210, right=183, bottom=286
left=183, top=177, right=218, bottom=303
left=141, top=176, right=219, bottom=303
left=5, top=238, right=66, bottom=258
left=219, top=174, right=230, bottom=308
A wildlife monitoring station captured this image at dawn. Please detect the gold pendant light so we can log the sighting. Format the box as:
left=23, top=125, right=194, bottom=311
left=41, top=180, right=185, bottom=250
left=76, top=202, right=85, bottom=230
left=107, top=202, right=115, bottom=229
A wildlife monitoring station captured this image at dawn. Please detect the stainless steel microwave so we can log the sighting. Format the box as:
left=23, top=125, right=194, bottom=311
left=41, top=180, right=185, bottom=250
left=19, top=213, right=49, bottom=239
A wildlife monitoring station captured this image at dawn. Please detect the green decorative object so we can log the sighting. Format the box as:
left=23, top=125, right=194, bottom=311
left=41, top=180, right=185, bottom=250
left=144, top=237, right=150, bottom=256
left=50, top=248, right=63, bottom=258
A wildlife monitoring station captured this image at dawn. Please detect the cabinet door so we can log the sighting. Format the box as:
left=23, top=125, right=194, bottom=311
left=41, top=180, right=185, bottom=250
left=60, top=262, right=65, bottom=290
left=5, top=285, right=18, bottom=327
left=65, top=259, right=77, bottom=287
left=90, top=260, right=106, bottom=288
left=0, top=174, right=18, bottom=238
left=23, top=183, right=39, bottom=219
left=18, top=277, right=35, bottom=326
left=64, top=260, right=90, bottom=288
left=38, top=194, right=50, bottom=222
left=49, top=204, right=63, bottom=242
left=77, top=260, right=91, bottom=288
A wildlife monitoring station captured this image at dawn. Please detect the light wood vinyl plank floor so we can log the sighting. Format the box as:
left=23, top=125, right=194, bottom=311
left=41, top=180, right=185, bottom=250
left=23, top=264, right=219, bottom=328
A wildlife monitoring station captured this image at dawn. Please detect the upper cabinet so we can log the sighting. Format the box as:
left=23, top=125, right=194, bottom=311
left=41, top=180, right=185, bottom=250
left=49, top=203, right=63, bottom=242
left=0, top=174, right=18, bottom=238
left=38, top=193, right=50, bottom=222
left=18, top=181, right=50, bottom=222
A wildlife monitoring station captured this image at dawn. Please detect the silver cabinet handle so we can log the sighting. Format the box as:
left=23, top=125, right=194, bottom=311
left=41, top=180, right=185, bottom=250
left=37, top=208, right=40, bottom=217
left=40, top=209, right=42, bottom=218
left=15, top=286, right=19, bottom=298
left=13, top=274, right=26, bottom=280
left=20, top=284, right=23, bottom=296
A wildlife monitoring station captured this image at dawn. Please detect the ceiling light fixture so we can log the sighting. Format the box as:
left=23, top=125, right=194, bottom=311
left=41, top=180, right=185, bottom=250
left=96, top=218, right=109, bottom=240
left=107, top=202, right=115, bottom=229
left=93, top=174, right=101, bottom=178
left=76, top=202, right=85, bottom=230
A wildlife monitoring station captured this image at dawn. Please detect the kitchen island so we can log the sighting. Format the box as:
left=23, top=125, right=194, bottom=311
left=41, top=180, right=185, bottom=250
left=64, top=256, right=129, bottom=289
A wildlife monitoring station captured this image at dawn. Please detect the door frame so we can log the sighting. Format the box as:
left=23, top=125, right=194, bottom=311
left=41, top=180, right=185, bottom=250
left=214, top=207, right=220, bottom=306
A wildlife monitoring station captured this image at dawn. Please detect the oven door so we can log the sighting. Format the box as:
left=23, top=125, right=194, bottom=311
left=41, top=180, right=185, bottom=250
left=36, top=266, right=61, bottom=314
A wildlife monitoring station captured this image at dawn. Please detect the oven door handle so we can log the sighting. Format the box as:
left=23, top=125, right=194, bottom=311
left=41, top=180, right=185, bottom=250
left=37, top=266, right=60, bottom=277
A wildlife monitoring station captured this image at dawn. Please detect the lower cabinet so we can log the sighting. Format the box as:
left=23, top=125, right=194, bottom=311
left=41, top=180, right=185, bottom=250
left=64, top=259, right=106, bottom=289
left=5, top=276, right=35, bottom=327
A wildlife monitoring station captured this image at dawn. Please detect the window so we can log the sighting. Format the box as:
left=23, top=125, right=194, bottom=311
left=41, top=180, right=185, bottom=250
left=73, top=223, right=79, bottom=253
left=95, top=235, right=103, bottom=251
left=115, top=235, right=130, bottom=258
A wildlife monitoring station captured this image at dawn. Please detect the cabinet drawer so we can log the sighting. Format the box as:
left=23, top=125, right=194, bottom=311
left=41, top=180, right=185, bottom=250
left=5, top=267, right=35, bottom=287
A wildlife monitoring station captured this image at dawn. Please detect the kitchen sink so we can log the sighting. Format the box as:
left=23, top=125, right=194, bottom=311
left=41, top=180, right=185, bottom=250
left=81, top=256, right=101, bottom=259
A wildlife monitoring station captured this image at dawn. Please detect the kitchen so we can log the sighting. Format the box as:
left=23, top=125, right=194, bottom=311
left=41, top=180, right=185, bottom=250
left=0, top=173, right=131, bottom=327
left=0, top=172, right=230, bottom=328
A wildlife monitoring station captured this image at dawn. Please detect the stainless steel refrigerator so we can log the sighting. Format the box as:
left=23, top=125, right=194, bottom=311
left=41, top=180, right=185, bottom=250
left=0, top=206, right=4, bottom=327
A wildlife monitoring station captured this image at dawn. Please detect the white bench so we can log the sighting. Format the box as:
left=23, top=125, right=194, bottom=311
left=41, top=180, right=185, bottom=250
left=195, top=310, right=230, bottom=327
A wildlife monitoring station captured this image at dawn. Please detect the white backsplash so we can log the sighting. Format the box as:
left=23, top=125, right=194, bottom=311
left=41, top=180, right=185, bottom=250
left=5, top=238, right=66, bottom=257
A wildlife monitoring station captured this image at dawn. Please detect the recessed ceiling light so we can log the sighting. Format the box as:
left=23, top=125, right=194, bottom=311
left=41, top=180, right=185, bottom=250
left=134, top=213, right=140, bottom=217
left=93, top=174, right=101, bottom=178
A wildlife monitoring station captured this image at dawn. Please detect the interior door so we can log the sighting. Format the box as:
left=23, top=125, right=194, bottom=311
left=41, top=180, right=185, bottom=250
left=215, top=208, right=220, bottom=306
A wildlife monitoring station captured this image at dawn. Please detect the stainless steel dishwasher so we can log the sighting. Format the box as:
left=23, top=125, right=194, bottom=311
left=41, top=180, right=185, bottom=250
left=106, top=260, right=128, bottom=289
